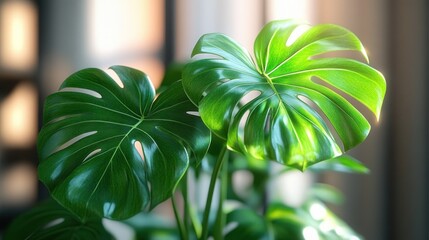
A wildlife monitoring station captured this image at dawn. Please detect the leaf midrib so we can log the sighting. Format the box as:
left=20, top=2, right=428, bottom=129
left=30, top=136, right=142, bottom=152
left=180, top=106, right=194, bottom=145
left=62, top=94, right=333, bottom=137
left=84, top=117, right=145, bottom=216
left=261, top=72, right=305, bottom=163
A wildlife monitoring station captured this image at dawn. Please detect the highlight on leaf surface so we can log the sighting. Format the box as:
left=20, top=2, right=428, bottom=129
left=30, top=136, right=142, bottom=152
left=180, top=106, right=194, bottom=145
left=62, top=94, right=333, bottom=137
left=183, top=19, right=386, bottom=170
left=37, top=66, right=210, bottom=220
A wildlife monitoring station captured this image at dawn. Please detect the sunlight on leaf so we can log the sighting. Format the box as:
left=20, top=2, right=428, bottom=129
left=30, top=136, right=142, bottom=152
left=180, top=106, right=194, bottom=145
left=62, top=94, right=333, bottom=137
left=183, top=19, right=386, bottom=170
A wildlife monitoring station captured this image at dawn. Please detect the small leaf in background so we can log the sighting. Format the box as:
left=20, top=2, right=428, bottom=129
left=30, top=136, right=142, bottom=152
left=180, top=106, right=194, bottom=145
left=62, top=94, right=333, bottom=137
left=4, top=199, right=113, bottom=240
left=38, top=66, right=210, bottom=220
left=183, top=19, right=386, bottom=170
left=224, top=208, right=270, bottom=240
left=309, top=183, right=344, bottom=205
left=120, top=212, right=179, bottom=240
left=225, top=201, right=362, bottom=240
left=267, top=201, right=363, bottom=240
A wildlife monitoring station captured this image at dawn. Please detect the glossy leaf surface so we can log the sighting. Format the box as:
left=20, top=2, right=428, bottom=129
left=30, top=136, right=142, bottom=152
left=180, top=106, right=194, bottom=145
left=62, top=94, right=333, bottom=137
left=38, top=66, right=210, bottom=220
left=4, top=200, right=113, bottom=240
left=183, top=19, right=386, bottom=170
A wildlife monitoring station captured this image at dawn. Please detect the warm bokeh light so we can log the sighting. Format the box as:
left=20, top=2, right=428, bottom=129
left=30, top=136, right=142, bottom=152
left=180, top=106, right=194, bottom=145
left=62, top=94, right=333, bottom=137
left=266, top=0, right=317, bottom=22
left=0, top=162, right=37, bottom=206
left=0, top=0, right=37, bottom=72
left=0, top=82, right=37, bottom=147
left=174, top=0, right=261, bottom=60
left=88, top=0, right=164, bottom=59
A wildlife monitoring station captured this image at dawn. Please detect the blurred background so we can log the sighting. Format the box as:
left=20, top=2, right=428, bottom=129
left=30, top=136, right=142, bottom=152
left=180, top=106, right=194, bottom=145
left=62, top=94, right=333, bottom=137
left=0, top=0, right=426, bottom=239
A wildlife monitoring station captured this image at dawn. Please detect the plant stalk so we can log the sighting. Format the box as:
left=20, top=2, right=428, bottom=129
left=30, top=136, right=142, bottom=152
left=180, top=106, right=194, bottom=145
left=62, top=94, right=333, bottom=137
left=183, top=176, right=190, bottom=238
left=200, top=146, right=227, bottom=240
left=213, top=150, right=229, bottom=240
left=172, top=195, right=188, bottom=240
left=183, top=172, right=203, bottom=238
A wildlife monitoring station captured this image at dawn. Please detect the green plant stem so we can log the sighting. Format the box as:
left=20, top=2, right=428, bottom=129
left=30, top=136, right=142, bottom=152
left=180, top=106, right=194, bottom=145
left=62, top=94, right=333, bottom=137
left=189, top=202, right=202, bottom=238
left=172, top=196, right=188, bottom=240
left=200, top=146, right=227, bottom=240
left=182, top=174, right=203, bottom=239
left=182, top=174, right=191, bottom=239
left=213, top=150, right=229, bottom=240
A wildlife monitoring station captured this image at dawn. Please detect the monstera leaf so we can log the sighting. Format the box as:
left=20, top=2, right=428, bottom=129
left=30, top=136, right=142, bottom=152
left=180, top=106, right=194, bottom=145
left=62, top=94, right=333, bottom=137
left=183, top=19, right=386, bottom=170
left=38, top=66, right=210, bottom=220
left=4, top=200, right=113, bottom=240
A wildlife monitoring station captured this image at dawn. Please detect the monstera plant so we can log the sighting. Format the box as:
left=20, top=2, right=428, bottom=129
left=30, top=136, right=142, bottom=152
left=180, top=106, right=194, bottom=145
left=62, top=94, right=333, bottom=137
left=4, top=19, right=385, bottom=240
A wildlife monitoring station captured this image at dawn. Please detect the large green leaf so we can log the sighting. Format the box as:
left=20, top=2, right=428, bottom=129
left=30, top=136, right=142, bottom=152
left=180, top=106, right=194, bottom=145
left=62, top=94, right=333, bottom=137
left=38, top=66, right=210, bottom=220
left=183, top=19, right=386, bottom=170
left=4, top=199, right=113, bottom=240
